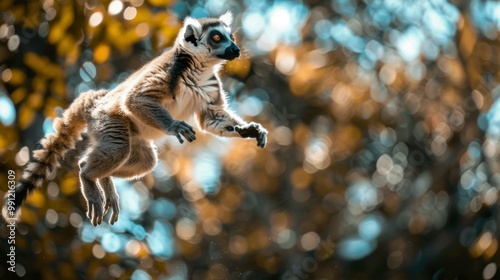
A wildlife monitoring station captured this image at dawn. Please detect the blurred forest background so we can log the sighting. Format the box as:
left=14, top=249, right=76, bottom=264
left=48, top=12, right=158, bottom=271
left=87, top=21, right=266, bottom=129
left=0, top=0, right=500, bottom=279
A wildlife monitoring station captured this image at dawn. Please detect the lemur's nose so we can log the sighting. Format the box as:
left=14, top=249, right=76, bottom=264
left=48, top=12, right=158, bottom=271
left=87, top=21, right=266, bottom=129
left=232, top=45, right=240, bottom=57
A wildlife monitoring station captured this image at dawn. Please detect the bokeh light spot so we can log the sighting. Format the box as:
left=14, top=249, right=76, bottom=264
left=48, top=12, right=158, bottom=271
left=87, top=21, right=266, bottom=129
left=338, top=237, right=375, bottom=260
left=108, top=0, right=124, bottom=16
left=0, top=94, right=16, bottom=126
left=89, top=12, right=104, bottom=27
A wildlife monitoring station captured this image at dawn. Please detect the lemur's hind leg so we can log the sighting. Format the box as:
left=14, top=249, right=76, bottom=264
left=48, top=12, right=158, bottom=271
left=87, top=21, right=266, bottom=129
left=110, top=139, right=158, bottom=179
left=79, top=116, right=130, bottom=226
left=95, top=139, right=157, bottom=225
left=79, top=160, right=104, bottom=226
left=99, top=177, right=120, bottom=225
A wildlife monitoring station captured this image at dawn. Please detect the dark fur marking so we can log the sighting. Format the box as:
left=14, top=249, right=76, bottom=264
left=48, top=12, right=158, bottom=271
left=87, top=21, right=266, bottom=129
left=129, top=121, right=140, bottom=135
left=141, top=89, right=164, bottom=97
left=103, top=134, right=129, bottom=144
left=184, top=25, right=198, bottom=46
left=168, top=50, right=194, bottom=95
left=12, top=179, right=37, bottom=213
left=205, top=109, right=225, bottom=128
left=30, top=173, right=45, bottom=183
left=31, top=158, right=43, bottom=164
left=202, top=21, right=223, bottom=31
left=185, top=34, right=197, bottom=46
left=158, top=76, right=169, bottom=85
left=51, top=140, right=70, bottom=153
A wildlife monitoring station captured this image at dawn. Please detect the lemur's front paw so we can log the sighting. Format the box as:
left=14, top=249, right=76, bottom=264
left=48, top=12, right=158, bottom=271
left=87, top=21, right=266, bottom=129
left=168, top=120, right=196, bottom=143
left=86, top=194, right=104, bottom=226
left=235, top=122, right=268, bottom=148
left=104, top=194, right=120, bottom=225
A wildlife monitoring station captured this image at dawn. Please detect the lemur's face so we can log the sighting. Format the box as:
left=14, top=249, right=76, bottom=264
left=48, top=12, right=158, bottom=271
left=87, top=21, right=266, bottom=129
left=205, top=25, right=239, bottom=60
left=177, top=12, right=240, bottom=61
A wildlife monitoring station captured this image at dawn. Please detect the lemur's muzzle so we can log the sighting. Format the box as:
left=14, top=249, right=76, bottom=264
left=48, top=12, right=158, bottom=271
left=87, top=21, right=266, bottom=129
left=217, top=42, right=240, bottom=61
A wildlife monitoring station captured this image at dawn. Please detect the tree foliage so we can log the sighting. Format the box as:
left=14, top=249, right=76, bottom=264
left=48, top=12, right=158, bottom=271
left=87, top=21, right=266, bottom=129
left=1, top=0, right=500, bottom=279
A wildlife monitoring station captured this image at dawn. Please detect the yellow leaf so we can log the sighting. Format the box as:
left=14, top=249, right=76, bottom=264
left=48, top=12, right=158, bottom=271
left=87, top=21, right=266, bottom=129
left=106, top=19, right=122, bottom=40
left=66, top=44, right=80, bottom=65
left=7, top=68, right=26, bottom=85
left=0, top=127, right=17, bottom=150
left=0, top=0, right=13, bottom=11
left=26, top=189, right=46, bottom=208
left=50, top=80, right=66, bottom=97
left=125, top=28, right=141, bottom=43
left=48, top=24, right=64, bottom=44
left=24, top=52, right=42, bottom=70
left=20, top=207, right=38, bottom=225
left=290, top=167, right=312, bottom=189
left=148, top=0, right=172, bottom=7
left=458, top=14, right=476, bottom=59
left=130, top=7, right=151, bottom=25
left=24, top=52, right=54, bottom=74
left=27, top=92, right=44, bottom=109
left=60, top=263, right=77, bottom=279
left=151, top=11, right=168, bottom=26
left=44, top=97, right=64, bottom=118
left=25, top=2, right=42, bottom=28
left=18, top=103, right=35, bottom=129
left=32, top=76, right=46, bottom=92
left=225, top=56, right=251, bottom=79
left=57, top=35, right=75, bottom=56
left=45, top=64, right=64, bottom=79
left=94, top=43, right=110, bottom=64
left=159, top=24, right=182, bottom=47
left=59, top=5, right=75, bottom=29
left=60, top=174, right=79, bottom=196
left=136, top=242, right=150, bottom=257
left=0, top=135, right=7, bottom=150
left=10, top=87, right=27, bottom=104
left=11, top=6, right=25, bottom=24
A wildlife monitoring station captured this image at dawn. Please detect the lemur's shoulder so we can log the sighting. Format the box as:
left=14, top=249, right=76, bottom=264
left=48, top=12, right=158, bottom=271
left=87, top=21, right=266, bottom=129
left=110, top=52, right=173, bottom=94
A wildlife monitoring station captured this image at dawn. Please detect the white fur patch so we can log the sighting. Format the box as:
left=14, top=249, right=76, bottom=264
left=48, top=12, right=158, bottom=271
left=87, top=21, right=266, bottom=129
left=219, top=11, right=233, bottom=27
left=175, top=16, right=211, bottom=58
left=183, top=16, right=202, bottom=37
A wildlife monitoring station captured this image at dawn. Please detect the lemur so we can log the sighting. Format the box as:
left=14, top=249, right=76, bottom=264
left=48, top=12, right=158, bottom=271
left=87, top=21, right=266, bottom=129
left=2, top=12, right=267, bottom=226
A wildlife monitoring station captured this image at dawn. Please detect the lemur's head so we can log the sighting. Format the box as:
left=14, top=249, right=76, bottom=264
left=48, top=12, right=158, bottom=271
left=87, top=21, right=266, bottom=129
left=176, top=11, right=240, bottom=61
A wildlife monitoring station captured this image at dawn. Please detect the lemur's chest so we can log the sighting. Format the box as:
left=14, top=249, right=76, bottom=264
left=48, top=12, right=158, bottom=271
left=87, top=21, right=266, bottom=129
left=163, top=73, right=221, bottom=120
left=182, top=71, right=220, bottom=102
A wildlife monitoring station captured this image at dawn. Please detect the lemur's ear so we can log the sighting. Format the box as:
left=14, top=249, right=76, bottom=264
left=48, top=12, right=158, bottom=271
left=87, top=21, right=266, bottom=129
left=219, top=11, right=233, bottom=27
left=183, top=17, right=201, bottom=46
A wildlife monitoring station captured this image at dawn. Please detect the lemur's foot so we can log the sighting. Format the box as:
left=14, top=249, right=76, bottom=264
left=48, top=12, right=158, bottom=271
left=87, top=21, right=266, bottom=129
left=235, top=122, right=268, bottom=148
left=168, top=120, right=196, bottom=143
left=86, top=193, right=104, bottom=226
left=104, top=194, right=120, bottom=225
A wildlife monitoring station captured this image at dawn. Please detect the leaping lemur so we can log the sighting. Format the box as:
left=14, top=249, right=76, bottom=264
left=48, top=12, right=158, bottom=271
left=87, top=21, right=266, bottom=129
left=2, top=11, right=268, bottom=226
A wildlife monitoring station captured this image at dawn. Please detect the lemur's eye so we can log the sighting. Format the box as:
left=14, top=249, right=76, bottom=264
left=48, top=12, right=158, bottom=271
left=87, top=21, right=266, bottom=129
left=212, top=34, right=221, bottom=42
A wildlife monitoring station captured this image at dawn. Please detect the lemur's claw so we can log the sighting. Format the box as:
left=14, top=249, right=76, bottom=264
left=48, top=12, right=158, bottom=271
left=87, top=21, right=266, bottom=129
left=87, top=200, right=104, bottom=226
left=257, top=130, right=267, bottom=148
left=235, top=122, right=267, bottom=148
left=104, top=195, right=120, bottom=225
left=170, top=120, right=196, bottom=143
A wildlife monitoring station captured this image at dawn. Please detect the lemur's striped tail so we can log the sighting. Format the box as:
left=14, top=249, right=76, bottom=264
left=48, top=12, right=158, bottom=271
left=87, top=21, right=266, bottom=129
left=2, top=90, right=104, bottom=222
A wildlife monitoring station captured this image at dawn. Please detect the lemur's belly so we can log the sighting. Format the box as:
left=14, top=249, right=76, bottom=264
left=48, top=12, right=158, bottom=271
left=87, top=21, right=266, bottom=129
left=133, top=121, right=165, bottom=140
left=166, top=83, right=211, bottom=120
